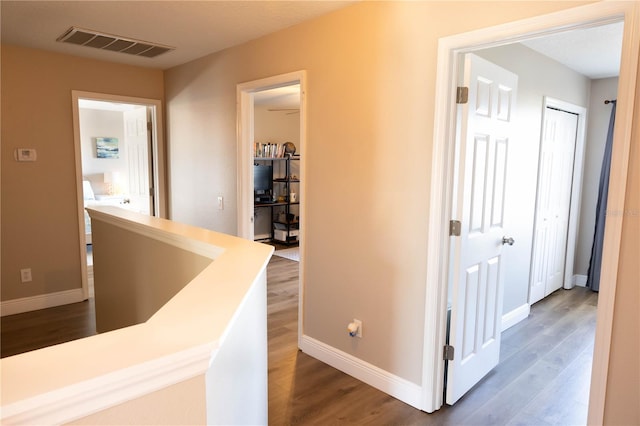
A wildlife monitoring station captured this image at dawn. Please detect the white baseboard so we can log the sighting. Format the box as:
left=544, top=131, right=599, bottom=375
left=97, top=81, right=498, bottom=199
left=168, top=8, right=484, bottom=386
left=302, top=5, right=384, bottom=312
left=573, top=274, right=588, bottom=287
left=501, top=303, right=530, bottom=332
left=1, top=288, right=85, bottom=317
left=299, top=335, right=422, bottom=410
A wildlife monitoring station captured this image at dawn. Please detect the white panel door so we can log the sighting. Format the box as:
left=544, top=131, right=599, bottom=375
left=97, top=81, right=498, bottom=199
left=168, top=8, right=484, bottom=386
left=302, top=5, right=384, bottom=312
left=124, top=107, right=153, bottom=215
left=529, top=108, right=578, bottom=304
left=446, top=54, right=518, bottom=405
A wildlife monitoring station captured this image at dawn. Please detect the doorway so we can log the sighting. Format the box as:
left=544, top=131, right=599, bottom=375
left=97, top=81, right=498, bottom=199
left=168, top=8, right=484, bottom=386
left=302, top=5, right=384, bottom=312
left=237, top=70, right=307, bottom=342
left=422, top=3, right=638, bottom=423
left=72, top=91, right=166, bottom=300
left=252, top=84, right=301, bottom=244
left=530, top=99, right=586, bottom=305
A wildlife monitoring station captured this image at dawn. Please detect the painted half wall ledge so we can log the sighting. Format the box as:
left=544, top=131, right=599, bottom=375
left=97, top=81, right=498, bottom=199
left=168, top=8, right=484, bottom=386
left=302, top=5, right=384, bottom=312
left=0, top=206, right=273, bottom=425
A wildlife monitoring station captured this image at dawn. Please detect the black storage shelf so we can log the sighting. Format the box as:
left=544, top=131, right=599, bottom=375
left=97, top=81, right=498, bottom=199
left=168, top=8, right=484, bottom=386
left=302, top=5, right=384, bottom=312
left=255, top=202, right=288, bottom=207
left=254, top=155, right=300, bottom=244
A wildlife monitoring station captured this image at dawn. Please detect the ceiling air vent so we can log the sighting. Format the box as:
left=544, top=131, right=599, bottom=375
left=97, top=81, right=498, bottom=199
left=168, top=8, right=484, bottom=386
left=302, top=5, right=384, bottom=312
left=57, top=27, right=174, bottom=58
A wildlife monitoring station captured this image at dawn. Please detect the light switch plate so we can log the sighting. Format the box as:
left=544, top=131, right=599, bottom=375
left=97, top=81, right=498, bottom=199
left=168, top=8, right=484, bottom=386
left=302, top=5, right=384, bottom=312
left=15, top=148, right=37, bottom=162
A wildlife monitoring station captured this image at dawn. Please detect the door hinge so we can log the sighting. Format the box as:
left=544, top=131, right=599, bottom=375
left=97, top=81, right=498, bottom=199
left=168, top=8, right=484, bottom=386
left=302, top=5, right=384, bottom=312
left=456, top=86, right=469, bottom=104
left=449, top=220, right=461, bottom=237
left=147, top=121, right=152, bottom=131
left=443, top=345, right=455, bottom=361
left=149, top=187, right=154, bottom=196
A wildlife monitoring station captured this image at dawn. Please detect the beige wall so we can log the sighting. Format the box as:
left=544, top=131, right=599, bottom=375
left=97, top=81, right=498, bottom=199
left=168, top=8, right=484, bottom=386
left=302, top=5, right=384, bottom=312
left=69, top=375, right=207, bottom=425
left=3, top=1, right=637, bottom=423
left=1, top=44, right=164, bottom=302
left=90, top=215, right=211, bottom=332
left=164, top=1, right=593, bottom=385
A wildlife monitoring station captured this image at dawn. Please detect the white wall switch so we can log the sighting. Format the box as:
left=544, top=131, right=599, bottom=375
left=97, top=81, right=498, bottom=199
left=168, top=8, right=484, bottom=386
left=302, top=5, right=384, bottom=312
left=15, top=148, right=37, bottom=162
left=217, top=196, right=224, bottom=210
left=20, top=268, right=32, bottom=283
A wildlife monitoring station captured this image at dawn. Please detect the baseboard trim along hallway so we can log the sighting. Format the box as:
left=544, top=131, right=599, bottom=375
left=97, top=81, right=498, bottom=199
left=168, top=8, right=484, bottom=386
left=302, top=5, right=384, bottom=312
left=501, top=303, right=530, bottom=332
left=1, top=288, right=85, bottom=317
left=299, top=335, right=423, bottom=410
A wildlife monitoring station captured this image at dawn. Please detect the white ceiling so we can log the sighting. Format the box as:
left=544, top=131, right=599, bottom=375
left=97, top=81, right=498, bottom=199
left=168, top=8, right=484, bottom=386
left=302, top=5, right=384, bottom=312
left=521, top=22, right=623, bottom=79
left=254, top=84, right=301, bottom=109
left=0, top=1, right=357, bottom=70
left=79, top=99, right=144, bottom=112
left=1, top=2, right=622, bottom=79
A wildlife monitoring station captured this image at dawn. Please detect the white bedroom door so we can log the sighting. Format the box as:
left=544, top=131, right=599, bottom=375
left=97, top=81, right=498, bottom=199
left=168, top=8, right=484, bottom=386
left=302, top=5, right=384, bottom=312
left=446, top=53, right=518, bottom=405
left=124, top=106, right=153, bottom=215
left=529, top=107, right=578, bottom=304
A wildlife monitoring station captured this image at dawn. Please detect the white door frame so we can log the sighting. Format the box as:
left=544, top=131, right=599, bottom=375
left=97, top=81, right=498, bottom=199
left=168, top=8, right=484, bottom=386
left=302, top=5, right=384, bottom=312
left=536, top=97, right=588, bottom=296
left=236, top=70, right=307, bottom=343
left=71, top=91, right=167, bottom=300
left=421, top=3, right=639, bottom=424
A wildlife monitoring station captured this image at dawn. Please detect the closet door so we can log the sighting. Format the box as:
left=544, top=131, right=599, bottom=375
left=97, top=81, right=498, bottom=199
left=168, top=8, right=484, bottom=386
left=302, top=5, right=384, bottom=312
left=529, top=107, right=578, bottom=304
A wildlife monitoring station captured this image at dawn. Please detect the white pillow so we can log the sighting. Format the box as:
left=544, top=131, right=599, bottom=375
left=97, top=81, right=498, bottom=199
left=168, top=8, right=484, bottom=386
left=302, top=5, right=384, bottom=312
left=83, top=180, right=96, bottom=200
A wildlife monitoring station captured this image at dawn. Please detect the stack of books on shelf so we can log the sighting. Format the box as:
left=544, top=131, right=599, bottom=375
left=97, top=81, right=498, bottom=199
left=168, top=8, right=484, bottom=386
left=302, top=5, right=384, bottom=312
left=254, top=142, right=286, bottom=158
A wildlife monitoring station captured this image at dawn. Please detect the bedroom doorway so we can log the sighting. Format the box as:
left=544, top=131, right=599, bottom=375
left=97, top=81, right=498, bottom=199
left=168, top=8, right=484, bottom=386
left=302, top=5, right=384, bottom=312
left=72, top=91, right=166, bottom=300
left=237, top=70, right=307, bottom=341
left=422, top=3, right=638, bottom=423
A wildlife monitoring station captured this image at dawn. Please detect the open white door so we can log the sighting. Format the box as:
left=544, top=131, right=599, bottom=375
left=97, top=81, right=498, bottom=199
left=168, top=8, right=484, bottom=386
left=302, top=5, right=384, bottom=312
left=124, top=106, right=152, bottom=215
left=446, top=54, right=518, bottom=405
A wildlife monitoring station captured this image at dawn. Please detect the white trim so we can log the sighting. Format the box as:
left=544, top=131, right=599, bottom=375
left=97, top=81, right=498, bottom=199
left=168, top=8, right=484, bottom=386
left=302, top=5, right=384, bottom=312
left=236, top=71, right=306, bottom=241
left=588, top=5, right=639, bottom=424
left=422, top=3, right=639, bottom=421
left=541, top=97, right=587, bottom=292
left=1, top=207, right=272, bottom=425
left=573, top=274, right=588, bottom=287
left=299, top=335, right=422, bottom=409
left=1, top=288, right=85, bottom=317
left=2, top=343, right=213, bottom=425
left=71, top=91, right=166, bottom=303
left=87, top=206, right=225, bottom=261
left=236, top=70, right=308, bottom=347
left=501, top=303, right=531, bottom=332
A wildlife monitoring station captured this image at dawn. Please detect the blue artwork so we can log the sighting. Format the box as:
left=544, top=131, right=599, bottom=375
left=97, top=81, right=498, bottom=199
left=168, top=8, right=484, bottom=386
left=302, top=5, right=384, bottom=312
left=96, top=137, right=119, bottom=159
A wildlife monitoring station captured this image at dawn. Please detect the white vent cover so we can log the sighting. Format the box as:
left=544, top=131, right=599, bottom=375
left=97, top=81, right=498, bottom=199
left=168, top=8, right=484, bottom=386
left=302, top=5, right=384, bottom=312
left=57, top=27, right=174, bottom=58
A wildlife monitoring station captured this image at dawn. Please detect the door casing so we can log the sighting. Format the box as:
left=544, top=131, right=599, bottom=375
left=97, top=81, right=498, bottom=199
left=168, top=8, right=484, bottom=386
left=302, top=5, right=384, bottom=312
left=71, top=91, right=166, bottom=300
left=529, top=97, right=587, bottom=305
left=421, top=3, right=639, bottom=423
left=236, top=70, right=307, bottom=345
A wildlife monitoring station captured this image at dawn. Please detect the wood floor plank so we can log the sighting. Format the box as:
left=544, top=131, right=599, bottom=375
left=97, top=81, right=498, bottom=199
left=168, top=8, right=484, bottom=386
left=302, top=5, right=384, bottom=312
left=1, top=254, right=597, bottom=425
left=1, top=299, right=96, bottom=358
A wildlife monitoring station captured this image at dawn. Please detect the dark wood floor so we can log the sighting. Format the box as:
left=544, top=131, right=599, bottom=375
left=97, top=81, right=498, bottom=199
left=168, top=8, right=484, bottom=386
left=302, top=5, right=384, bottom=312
left=1, top=254, right=597, bottom=425
left=1, top=296, right=96, bottom=358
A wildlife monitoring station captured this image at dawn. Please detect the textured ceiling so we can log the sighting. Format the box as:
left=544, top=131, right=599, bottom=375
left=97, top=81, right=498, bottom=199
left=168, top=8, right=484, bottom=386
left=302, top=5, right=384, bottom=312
left=2, top=2, right=621, bottom=79
left=1, top=1, right=357, bottom=70
left=521, top=21, right=623, bottom=79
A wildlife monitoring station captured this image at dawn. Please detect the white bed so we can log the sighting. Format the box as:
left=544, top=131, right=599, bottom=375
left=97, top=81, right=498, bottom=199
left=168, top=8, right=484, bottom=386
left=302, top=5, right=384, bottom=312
left=83, top=180, right=125, bottom=244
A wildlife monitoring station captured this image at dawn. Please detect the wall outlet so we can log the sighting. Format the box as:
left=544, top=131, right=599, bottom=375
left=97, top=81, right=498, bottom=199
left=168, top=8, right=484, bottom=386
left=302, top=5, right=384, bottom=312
left=20, top=268, right=32, bottom=283
left=15, top=148, right=37, bottom=162
left=354, top=319, right=362, bottom=337
left=348, top=319, right=363, bottom=338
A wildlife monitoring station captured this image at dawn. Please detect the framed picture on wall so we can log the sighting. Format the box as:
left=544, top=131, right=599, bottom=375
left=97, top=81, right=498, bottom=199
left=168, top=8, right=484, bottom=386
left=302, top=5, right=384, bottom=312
left=95, top=137, right=119, bottom=159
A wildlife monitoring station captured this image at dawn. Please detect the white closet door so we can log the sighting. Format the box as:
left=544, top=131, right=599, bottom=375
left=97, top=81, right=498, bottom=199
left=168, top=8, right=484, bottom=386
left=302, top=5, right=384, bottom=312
left=529, top=107, right=578, bottom=304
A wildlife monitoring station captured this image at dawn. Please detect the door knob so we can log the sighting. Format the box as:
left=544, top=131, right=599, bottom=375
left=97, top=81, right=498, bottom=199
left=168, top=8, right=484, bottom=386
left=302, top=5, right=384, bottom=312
left=502, top=236, right=515, bottom=246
